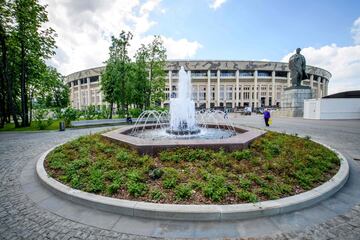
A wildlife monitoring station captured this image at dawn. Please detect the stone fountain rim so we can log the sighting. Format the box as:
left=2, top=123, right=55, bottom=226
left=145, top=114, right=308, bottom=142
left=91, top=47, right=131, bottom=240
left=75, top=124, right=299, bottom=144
left=36, top=136, right=349, bottom=221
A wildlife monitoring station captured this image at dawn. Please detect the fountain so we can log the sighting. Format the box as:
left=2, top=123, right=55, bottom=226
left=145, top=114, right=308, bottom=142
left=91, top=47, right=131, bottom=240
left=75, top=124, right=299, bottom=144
left=167, top=66, right=200, bottom=135
left=102, top=66, right=264, bottom=155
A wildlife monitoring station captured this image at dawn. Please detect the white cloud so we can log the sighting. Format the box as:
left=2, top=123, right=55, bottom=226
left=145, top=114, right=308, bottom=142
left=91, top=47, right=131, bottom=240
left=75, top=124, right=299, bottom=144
left=209, top=0, right=227, bottom=10
left=162, top=37, right=203, bottom=59
left=281, top=44, right=360, bottom=94
left=42, top=0, right=202, bottom=75
left=351, top=17, right=360, bottom=44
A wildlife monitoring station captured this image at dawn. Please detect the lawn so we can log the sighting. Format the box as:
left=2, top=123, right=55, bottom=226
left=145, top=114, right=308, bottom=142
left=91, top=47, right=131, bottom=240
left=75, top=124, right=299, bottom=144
left=0, top=120, right=61, bottom=131
left=45, top=131, right=340, bottom=204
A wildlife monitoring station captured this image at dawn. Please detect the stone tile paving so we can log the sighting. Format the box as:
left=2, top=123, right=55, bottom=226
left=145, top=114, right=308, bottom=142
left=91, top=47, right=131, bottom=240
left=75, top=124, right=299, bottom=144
left=1, top=117, right=360, bottom=239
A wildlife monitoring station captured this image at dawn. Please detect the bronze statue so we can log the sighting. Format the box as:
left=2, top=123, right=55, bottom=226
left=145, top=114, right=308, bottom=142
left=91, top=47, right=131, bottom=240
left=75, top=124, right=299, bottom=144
left=289, top=48, right=308, bottom=87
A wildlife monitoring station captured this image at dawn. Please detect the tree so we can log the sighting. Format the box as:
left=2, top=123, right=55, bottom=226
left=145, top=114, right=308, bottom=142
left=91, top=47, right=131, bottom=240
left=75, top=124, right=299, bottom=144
left=101, top=31, right=132, bottom=118
left=0, top=0, right=19, bottom=128
left=13, top=0, right=56, bottom=126
left=129, top=44, right=150, bottom=109
left=146, top=36, right=167, bottom=107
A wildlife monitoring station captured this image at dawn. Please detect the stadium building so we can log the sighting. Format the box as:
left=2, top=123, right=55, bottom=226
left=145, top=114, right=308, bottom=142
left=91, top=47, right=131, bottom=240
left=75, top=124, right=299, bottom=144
left=65, top=60, right=331, bottom=110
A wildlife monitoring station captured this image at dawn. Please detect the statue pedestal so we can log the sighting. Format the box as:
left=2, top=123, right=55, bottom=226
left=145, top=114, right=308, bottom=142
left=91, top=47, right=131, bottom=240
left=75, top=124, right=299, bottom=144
left=278, top=87, right=313, bottom=117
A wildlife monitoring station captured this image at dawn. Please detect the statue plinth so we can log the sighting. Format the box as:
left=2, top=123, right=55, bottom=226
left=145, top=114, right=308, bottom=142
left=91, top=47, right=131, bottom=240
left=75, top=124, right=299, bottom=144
left=278, top=88, right=313, bottom=117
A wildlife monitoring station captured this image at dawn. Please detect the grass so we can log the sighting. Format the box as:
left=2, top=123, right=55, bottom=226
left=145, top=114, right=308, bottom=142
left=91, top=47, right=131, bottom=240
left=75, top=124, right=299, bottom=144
left=45, top=131, right=340, bottom=204
left=0, top=120, right=62, bottom=131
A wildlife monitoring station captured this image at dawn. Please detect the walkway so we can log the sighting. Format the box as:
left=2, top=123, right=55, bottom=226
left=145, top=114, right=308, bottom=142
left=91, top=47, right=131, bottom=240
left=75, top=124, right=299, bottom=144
left=0, top=116, right=359, bottom=239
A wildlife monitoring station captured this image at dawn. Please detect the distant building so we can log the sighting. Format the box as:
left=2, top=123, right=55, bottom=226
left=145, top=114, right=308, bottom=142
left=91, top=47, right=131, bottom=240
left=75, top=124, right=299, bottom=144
left=64, top=60, right=331, bottom=110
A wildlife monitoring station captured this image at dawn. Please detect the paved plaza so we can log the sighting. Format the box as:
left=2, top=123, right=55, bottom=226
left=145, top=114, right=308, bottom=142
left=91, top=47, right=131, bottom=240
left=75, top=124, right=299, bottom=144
left=0, top=116, right=360, bottom=239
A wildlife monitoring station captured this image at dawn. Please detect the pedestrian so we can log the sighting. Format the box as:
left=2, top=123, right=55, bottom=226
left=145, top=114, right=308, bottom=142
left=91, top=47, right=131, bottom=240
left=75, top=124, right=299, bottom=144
left=263, top=108, right=271, bottom=127
left=224, top=109, right=228, bottom=119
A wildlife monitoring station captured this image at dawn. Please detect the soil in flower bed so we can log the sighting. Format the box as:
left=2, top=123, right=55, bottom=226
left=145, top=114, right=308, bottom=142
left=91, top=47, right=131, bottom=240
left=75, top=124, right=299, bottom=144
left=45, top=131, right=340, bottom=204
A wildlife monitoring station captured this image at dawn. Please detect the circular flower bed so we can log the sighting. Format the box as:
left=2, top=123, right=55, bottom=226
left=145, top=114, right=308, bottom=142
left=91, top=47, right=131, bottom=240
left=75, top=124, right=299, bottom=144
left=45, top=132, right=340, bottom=204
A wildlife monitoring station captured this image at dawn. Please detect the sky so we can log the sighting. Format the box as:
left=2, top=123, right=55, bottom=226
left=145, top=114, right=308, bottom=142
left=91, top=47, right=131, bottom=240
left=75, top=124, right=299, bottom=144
left=43, top=0, right=360, bottom=94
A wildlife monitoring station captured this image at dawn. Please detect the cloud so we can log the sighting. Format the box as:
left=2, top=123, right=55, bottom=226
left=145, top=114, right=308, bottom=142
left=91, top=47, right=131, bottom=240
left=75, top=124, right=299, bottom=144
left=209, top=0, right=227, bottom=10
left=281, top=44, right=360, bottom=94
left=162, top=37, right=203, bottom=59
left=42, top=0, right=202, bottom=75
left=351, top=17, right=360, bottom=44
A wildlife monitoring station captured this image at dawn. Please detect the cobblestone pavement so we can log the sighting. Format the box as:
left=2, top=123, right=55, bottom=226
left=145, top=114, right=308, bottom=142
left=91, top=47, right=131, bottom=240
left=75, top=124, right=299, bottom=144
left=1, top=117, right=360, bottom=239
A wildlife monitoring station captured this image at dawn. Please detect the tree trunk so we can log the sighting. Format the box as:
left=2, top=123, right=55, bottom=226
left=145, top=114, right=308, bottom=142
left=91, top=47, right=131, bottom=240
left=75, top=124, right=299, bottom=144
left=29, top=89, right=33, bottom=125
left=109, top=102, right=113, bottom=119
left=20, top=42, right=29, bottom=127
left=0, top=23, right=19, bottom=128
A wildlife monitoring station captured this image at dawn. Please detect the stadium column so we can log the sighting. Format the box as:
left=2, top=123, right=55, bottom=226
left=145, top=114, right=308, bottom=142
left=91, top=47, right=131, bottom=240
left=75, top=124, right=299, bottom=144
left=272, top=70, right=276, bottom=106
left=235, top=70, right=239, bottom=108
left=77, top=79, right=81, bottom=109
left=317, top=76, right=322, bottom=98
left=207, top=70, right=211, bottom=108
left=87, top=77, right=91, bottom=106
left=168, top=70, right=172, bottom=101
left=287, top=71, right=291, bottom=87
left=71, top=81, right=74, bottom=108
left=310, top=74, right=314, bottom=89
left=322, top=79, right=327, bottom=97
left=254, top=70, right=258, bottom=108
left=98, top=75, right=102, bottom=106
left=325, top=80, right=329, bottom=96
left=217, top=69, right=220, bottom=106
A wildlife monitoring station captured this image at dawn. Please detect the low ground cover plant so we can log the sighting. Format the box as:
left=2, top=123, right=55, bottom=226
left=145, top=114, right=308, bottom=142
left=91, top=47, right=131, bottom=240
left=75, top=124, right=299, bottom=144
left=45, top=131, right=340, bottom=204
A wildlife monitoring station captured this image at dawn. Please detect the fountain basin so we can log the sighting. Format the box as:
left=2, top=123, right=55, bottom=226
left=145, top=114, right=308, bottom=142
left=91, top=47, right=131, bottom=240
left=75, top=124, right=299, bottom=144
left=102, top=125, right=265, bottom=155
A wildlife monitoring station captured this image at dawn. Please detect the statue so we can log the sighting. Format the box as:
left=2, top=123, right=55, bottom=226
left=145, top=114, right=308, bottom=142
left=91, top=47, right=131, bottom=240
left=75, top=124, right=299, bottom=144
left=289, top=48, right=308, bottom=87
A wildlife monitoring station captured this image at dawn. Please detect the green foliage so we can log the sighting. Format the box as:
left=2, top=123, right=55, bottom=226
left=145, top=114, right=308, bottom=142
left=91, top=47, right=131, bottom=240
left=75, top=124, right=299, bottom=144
left=202, top=175, right=229, bottom=202
left=127, top=181, right=147, bottom=197
left=162, top=168, right=178, bottom=189
left=62, top=107, right=79, bottom=127
left=83, top=105, right=97, bottom=120
left=237, top=190, right=258, bottom=202
left=175, top=184, right=192, bottom=200
left=232, top=149, right=252, bottom=161
left=34, top=109, right=53, bottom=130
left=45, top=132, right=341, bottom=204
left=150, top=188, right=166, bottom=201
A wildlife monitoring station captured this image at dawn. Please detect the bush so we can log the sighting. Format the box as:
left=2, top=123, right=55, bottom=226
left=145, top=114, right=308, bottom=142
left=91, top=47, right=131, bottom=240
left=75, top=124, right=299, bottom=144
left=129, top=108, right=143, bottom=118
left=83, top=105, right=97, bottom=120
left=232, top=149, right=252, bottom=161
left=150, top=188, right=166, bottom=201
left=127, top=181, right=147, bottom=197
left=202, top=175, right=229, bottom=202
left=34, top=109, right=53, bottom=130
left=175, top=184, right=192, bottom=200
left=63, top=107, right=79, bottom=127
left=162, top=168, right=178, bottom=189
left=237, top=190, right=258, bottom=202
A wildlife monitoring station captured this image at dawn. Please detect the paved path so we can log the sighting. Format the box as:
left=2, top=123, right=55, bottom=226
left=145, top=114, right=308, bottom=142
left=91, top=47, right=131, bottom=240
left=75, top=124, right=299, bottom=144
left=0, top=116, right=360, bottom=239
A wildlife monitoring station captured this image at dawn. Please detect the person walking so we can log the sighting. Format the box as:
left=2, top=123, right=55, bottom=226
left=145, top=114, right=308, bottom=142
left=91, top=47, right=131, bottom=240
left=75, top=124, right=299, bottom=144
left=263, top=108, right=271, bottom=127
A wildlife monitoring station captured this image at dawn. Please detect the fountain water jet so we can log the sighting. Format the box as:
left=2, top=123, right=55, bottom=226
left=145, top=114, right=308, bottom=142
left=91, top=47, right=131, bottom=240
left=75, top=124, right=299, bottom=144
left=167, top=66, right=200, bottom=135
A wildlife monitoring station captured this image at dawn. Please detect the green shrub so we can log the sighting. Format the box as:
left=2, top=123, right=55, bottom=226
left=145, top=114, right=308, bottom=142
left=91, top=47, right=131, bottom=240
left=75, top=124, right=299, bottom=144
left=86, top=169, right=105, bottom=192
left=236, top=190, right=258, bottom=202
left=175, top=184, right=192, bottom=200
left=107, top=179, right=122, bottom=195
left=127, top=181, right=147, bottom=197
left=127, top=169, right=144, bottom=182
left=34, top=109, right=53, bottom=130
left=232, top=149, right=252, bottom=161
left=238, top=177, right=252, bottom=190
left=129, top=108, right=142, bottom=118
left=62, top=107, right=79, bottom=127
left=150, top=188, right=166, bottom=201
left=202, top=175, right=229, bottom=202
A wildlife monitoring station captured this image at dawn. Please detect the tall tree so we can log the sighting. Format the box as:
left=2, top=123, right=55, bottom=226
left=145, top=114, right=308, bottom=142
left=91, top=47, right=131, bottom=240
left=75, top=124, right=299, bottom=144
left=101, top=31, right=132, bottom=118
left=130, top=44, right=150, bottom=109
left=13, top=0, right=56, bottom=126
left=146, top=36, right=167, bottom=107
left=0, top=0, right=19, bottom=127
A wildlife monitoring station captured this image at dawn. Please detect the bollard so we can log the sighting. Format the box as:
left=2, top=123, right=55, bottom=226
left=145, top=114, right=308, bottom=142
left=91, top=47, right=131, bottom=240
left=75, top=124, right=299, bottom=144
left=59, top=121, right=65, bottom=131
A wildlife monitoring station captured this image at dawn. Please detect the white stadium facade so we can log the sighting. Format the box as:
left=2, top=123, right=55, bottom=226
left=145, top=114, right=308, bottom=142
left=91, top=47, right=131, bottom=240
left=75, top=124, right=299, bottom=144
left=65, top=60, right=331, bottom=110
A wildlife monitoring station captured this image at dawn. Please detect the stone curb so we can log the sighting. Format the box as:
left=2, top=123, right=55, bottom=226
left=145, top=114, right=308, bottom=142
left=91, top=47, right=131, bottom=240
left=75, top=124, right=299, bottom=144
left=36, top=141, right=349, bottom=221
